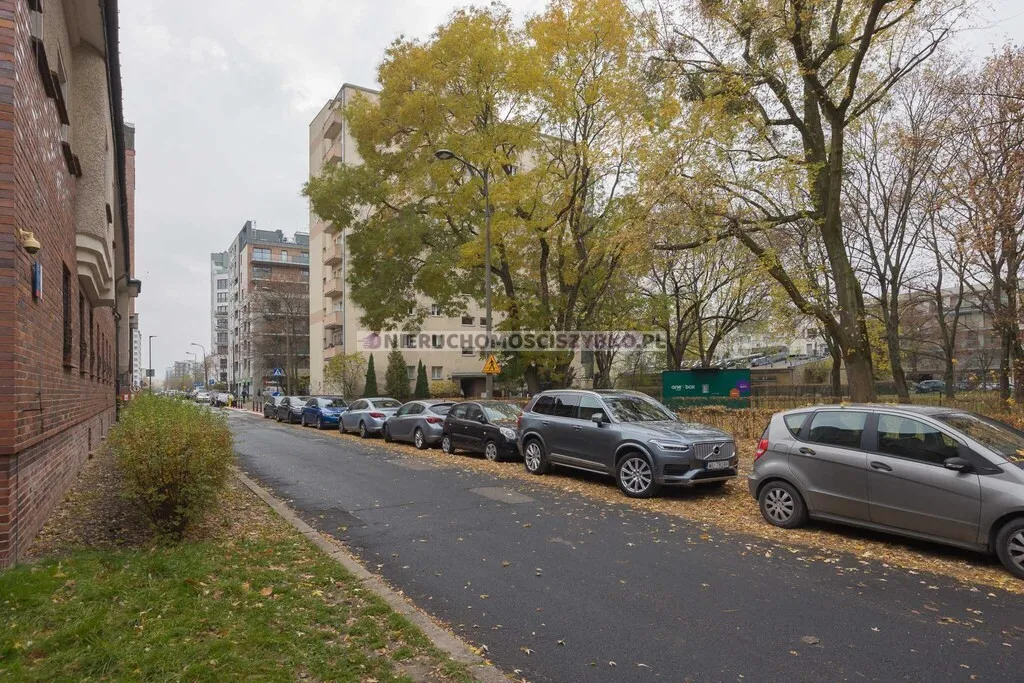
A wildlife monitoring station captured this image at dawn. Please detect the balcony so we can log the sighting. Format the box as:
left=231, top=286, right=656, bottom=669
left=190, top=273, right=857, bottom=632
left=323, top=240, right=342, bottom=265
left=323, top=310, right=344, bottom=330
left=324, top=277, right=343, bottom=298
left=323, top=343, right=343, bottom=360
left=326, top=140, right=342, bottom=165
left=324, top=109, right=343, bottom=140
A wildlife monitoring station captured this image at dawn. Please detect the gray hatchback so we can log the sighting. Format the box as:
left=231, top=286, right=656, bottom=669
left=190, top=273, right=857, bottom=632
left=748, top=405, right=1024, bottom=579
left=518, top=389, right=738, bottom=498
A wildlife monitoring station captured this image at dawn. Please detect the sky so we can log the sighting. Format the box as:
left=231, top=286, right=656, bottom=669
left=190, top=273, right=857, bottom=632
left=121, top=0, right=1024, bottom=377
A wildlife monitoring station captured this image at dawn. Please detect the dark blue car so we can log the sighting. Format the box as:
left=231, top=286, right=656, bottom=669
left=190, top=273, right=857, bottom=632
left=300, top=396, right=348, bottom=429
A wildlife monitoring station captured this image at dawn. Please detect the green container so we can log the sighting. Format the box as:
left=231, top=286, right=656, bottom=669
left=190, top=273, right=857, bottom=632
left=662, top=369, right=752, bottom=409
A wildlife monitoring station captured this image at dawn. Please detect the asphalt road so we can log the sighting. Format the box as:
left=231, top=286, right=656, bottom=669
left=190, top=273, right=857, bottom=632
left=229, top=410, right=1024, bottom=682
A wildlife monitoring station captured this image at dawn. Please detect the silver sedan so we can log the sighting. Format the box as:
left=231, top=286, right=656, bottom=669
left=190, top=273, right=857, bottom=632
left=340, top=397, right=403, bottom=438
left=383, top=400, right=455, bottom=449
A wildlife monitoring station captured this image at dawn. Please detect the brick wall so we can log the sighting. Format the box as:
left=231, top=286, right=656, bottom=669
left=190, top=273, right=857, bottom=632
left=0, top=0, right=119, bottom=567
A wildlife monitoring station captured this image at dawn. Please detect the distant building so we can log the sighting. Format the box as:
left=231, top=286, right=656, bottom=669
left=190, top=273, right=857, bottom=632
left=215, top=221, right=310, bottom=395
left=721, top=321, right=828, bottom=361
left=210, top=252, right=230, bottom=383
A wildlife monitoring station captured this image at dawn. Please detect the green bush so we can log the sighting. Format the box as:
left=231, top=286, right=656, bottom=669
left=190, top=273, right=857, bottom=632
left=429, top=379, right=460, bottom=398
left=109, top=394, right=233, bottom=539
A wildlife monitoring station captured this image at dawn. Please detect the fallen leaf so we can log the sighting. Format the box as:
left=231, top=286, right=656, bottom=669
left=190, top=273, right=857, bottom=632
left=800, top=636, right=820, bottom=646
left=260, top=586, right=273, bottom=597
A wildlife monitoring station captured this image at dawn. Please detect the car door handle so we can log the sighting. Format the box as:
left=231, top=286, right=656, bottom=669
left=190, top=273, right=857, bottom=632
left=798, top=447, right=816, bottom=456
left=542, top=421, right=551, bottom=426
left=870, top=461, right=893, bottom=472
left=572, top=425, right=582, bottom=432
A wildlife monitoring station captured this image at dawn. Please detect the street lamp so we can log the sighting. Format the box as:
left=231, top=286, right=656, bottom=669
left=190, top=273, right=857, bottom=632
left=191, top=342, right=208, bottom=387
left=434, top=148, right=493, bottom=399
left=148, top=335, right=156, bottom=393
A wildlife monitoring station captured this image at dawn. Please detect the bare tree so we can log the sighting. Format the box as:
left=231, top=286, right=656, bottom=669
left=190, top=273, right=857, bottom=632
left=247, top=280, right=310, bottom=395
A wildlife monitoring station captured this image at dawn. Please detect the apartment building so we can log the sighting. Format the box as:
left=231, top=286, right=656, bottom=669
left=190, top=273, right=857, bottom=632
left=213, top=222, right=310, bottom=396
left=0, top=0, right=139, bottom=566
left=307, top=84, right=489, bottom=398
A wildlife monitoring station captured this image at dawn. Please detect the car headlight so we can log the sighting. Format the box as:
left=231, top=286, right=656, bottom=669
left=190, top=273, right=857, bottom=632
left=649, top=439, right=690, bottom=452
left=500, top=427, right=517, bottom=440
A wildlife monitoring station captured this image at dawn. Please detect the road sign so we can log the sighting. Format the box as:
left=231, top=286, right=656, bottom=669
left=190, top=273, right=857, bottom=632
left=208, top=378, right=215, bottom=385
left=482, top=355, right=501, bottom=375
left=193, top=382, right=202, bottom=388
left=272, top=368, right=284, bottom=377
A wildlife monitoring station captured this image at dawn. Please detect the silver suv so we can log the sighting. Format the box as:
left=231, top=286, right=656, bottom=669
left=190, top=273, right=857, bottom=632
left=749, top=405, right=1024, bottom=579
left=518, top=390, right=738, bottom=498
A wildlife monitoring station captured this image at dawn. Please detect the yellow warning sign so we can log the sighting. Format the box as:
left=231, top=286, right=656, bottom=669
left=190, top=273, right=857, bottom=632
left=482, top=354, right=502, bottom=375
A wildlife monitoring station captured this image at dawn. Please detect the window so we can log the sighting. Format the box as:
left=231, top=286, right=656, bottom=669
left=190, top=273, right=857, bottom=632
left=78, top=293, right=86, bottom=368
left=431, top=334, right=443, bottom=349
left=479, top=317, right=487, bottom=327
left=371, top=398, right=402, bottom=409
left=299, top=251, right=310, bottom=263
left=220, top=358, right=227, bottom=369
left=783, top=413, right=810, bottom=438
left=402, top=334, right=415, bottom=348
left=466, top=404, right=484, bottom=422
left=577, top=396, right=605, bottom=421
left=62, top=265, right=72, bottom=361
left=350, top=400, right=366, bottom=411
left=217, top=332, right=228, bottom=343
left=253, top=248, right=271, bottom=261
left=407, top=403, right=425, bottom=415
left=602, top=395, right=675, bottom=422
left=461, top=315, right=474, bottom=326
left=217, top=292, right=228, bottom=302
left=280, top=251, right=289, bottom=262
left=532, top=395, right=555, bottom=415
left=450, top=404, right=467, bottom=419
left=877, top=415, right=959, bottom=465
left=938, top=413, right=1024, bottom=462
left=253, top=266, right=272, bottom=280
left=407, top=365, right=416, bottom=380
left=431, top=366, right=443, bottom=380
left=216, top=305, right=228, bottom=314
left=552, top=394, right=579, bottom=418
left=429, top=303, right=442, bottom=316
left=484, top=403, right=522, bottom=421
left=461, top=346, right=474, bottom=357
left=300, top=270, right=309, bottom=282
left=217, top=279, right=228, bottom=289
left=396, top=403, right=413, bottom=417
left=806, top=411, right=867, bottom=449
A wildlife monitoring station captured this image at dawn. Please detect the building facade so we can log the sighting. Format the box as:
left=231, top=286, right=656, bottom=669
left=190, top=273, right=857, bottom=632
left=307, top=84, right=489, bottom=398
left=0, top=0, right=139, bottom=566
left=210, top=251, right=230, bottom=383
left=216, top=222, right=310, bottom=396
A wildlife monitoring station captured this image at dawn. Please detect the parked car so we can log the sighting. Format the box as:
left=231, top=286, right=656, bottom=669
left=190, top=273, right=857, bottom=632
left=384, top=400, right=455, bottom=449
left=748, top=405, right=1024, bottom=579
left=440, top=401, right=523, bottom=461
left=211, top=391, right=232, bottom=407
left=195, top=390, right=211, bottom=403
left=263, top=395, right=285, bottom=419
left=301, top=396, right=348, bottom=429
left=517, top=389, right=737, bottom=498
left=340, top=397, right=403, bottom=437
left=276, top=396, right=310, bottom=423
left=915, top=379, right=946, bottom=394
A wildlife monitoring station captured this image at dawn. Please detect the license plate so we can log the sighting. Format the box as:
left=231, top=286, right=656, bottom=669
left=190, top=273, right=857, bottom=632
left=706, top=460, right=731, bottom=471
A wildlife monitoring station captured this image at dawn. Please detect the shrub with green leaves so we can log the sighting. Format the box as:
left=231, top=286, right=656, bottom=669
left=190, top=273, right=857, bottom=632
left=109, top=394, right=233, bottom=539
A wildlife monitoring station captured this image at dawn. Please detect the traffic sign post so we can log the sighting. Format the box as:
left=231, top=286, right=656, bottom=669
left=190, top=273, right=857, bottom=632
left=272, top=368, right=284, bottom=377
left=482, top=355, right=501, bottom=375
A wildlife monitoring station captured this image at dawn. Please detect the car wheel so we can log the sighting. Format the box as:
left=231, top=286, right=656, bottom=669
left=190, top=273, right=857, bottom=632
left=414, top=428, right=427, bottom=450
left=316, top=416, right=324, bottom=430
left=995, top=517, right=1024, bottom=580
left=616, top=453, right=659, bottom=499
left=484, top=440, right=499, bottom=462
left=441, top=434, right=455, bottom=455
left=523, top=439, right=549, bottom=475
left=359, top=422, right=368, bottom=438
left=758, top=480, right=808, bottom=529
left=300, top=414, right=307, bottom=426
left=383, top=425, right=392, bottom=443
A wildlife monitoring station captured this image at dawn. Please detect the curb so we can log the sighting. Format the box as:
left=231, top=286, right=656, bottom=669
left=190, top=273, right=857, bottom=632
left=234, top=470, right=507, bottom=683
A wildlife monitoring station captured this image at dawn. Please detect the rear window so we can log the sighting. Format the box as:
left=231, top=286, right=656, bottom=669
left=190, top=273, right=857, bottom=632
left=532, top=395, right=555, bottom=415
left=373, top=399, right=402, bottom=409
left=807, top=411, right=866, bottom=449
left=783, top=413, right=810, bottom=438
left=430, top=403, right=454, bottom=415
left=318, top=398, right=346, bottom=408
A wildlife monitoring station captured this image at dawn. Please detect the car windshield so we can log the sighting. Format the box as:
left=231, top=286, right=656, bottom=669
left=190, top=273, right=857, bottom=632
left=602, top=395, right=675, bottom=422
left=372, top=399, right=402, bottom=409
left=938, top=413, right=1024, bottom=463
left=430, top=403, right=454, bottom=415
left=318, top=398, right=346, bottom=408
left=290, top=396, right=308, bottom=403
left=483, top=403, right=522, bottom=422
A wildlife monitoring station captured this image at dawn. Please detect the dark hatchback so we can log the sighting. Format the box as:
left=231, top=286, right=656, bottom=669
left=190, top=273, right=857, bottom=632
left=263, top=395, right=285, bottom=419
left=441, top=401, right=523, bottom=461
left=276, top=396, right=310, bottom=423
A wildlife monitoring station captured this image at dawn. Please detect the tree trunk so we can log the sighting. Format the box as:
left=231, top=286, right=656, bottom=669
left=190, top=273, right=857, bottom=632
left=524, top=364, right=541, bottom=395
left=943, top=358, right=956, bottom=400
left=884, top=321, right=911, bottom=403
left=830, top=346, right=842, bottom=400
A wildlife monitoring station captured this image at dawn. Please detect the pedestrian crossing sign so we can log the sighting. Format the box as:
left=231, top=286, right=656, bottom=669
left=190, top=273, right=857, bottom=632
left=482, top=355, right=501, bottom=375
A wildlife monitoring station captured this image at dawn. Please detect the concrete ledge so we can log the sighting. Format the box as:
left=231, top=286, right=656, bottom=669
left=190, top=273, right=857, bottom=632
left=234, top=470, right=507, bottom=683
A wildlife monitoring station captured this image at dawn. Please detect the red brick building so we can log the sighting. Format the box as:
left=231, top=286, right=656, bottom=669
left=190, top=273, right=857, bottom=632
left=0, top=0, right=138, bottom=566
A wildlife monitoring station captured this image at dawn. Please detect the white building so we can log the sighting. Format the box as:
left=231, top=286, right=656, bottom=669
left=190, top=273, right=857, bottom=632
left=131, top=327, right=143, bottom=390
left=210, top=251, right=230, bottom=383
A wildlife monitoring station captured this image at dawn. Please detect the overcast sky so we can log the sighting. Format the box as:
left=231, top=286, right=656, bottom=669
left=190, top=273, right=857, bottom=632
left=121, top=0, right=1024, bottom=378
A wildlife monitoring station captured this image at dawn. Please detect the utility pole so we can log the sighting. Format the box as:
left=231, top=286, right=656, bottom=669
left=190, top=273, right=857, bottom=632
left=148, top=335, right=156, bottom=392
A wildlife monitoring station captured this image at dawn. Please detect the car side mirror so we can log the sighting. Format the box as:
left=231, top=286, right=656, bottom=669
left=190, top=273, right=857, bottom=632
left=943, top=457, right=973, bottom=473
left=478, top=415, right=487, bottom=424
left=591, top=413, right=606, bottom=425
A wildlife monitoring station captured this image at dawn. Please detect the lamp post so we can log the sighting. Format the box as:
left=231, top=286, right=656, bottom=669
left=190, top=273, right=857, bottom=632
left=191, top=342, right=208, bottom=387
left=148, top=335, right=156, bottom=393
left=434, top=149, right=492, bottom=399
left=186, top=351, right=197, bottom=389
